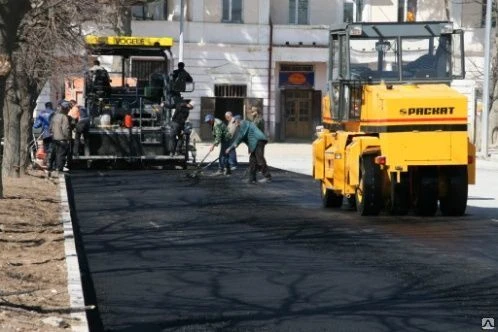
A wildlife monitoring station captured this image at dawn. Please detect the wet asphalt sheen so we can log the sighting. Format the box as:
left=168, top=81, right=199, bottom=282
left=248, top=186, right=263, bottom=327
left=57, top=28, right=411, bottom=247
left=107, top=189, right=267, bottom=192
left=67, top=167, right=498, bottom=332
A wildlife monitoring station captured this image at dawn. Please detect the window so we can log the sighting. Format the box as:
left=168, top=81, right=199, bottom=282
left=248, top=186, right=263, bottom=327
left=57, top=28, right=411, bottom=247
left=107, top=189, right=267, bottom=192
left=222, top=0, right=242, bottom=23
left=131, top=59, right=166, bottom=87
left=344, top=2, right=354, bottom=23
left=214, top=85, right=247, bottom=97
left=281, top=64, right=313, bottom=72
left=481, top=0, right=497, bottom=28
left=350, top=38, right=399, bottom=80
left=132, top=0, right=168, bottom=21
left=401, top=36, right=451, bottom=80
left=398, top=0, right=417, bottom=22
left=289, top=0, right=308, bottom=24
left=344, top=0, right=363, bottom=23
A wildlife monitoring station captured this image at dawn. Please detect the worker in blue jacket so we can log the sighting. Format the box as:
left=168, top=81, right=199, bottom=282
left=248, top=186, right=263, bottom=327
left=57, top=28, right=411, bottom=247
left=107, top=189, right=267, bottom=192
left=33, top=102, right=55, bottom=166
left=226, top=119, right=272, bottom=184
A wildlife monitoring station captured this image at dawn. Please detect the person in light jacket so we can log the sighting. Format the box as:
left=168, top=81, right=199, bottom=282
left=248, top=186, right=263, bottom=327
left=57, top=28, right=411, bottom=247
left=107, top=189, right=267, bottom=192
left=48, top=101, right=72, bottom=175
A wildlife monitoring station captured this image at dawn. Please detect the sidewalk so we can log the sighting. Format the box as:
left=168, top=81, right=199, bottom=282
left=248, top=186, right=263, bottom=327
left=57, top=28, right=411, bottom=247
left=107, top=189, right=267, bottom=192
left=480, top=146, right=498, bottom=169
left=192, top=141, right=498, bottom=175
left=192, top=142, right=313, bottom=176
left=193, top=141, right=497, bottom=211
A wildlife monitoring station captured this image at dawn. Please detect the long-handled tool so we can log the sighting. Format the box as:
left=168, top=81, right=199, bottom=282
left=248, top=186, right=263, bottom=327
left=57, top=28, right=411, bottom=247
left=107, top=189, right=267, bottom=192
left=187, top=156, right=220, bottom=179
left=185, top=150, right=211, bottom=177
left=186, top=149, right=219, bottom=179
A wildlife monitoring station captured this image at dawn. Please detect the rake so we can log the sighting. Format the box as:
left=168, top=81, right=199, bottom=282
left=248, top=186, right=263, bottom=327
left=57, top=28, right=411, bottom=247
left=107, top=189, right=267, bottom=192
left=186, top=150, right=219, bottom=179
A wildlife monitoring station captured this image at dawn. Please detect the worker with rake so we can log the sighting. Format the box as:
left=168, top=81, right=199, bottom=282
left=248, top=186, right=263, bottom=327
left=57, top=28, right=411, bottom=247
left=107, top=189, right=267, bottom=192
left=204, top=114, right=232, bottom=176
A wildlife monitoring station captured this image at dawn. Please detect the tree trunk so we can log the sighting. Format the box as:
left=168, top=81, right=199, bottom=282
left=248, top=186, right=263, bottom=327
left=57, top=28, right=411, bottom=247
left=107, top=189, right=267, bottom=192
left=0, top=75, right=5, bottom=197
left=2, top=72, right=23, bottom=178
left=19, top=80, right=39, bottom=173
left=2, top=67, right=39, bottom=178
left=0, top=0, right=31, bottom=196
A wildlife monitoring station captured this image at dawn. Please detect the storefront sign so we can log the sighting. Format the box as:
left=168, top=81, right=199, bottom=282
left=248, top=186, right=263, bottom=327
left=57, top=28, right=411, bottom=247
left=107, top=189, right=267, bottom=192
left=279, top=72, right=314, bottom=88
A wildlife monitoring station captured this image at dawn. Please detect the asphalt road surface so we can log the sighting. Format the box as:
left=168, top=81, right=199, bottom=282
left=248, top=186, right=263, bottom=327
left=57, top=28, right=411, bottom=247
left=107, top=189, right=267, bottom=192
left=68, top=166, right=498, bottom=332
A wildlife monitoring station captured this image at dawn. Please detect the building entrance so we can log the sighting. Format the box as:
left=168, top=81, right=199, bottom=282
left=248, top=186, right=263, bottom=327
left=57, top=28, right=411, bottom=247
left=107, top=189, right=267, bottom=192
left=281, top=89, right=321, bottom=140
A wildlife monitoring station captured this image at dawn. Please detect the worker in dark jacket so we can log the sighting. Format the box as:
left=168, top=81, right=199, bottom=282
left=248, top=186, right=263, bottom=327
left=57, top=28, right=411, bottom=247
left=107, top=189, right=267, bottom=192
left=47, top=101, right=72, bottom=176
left=73, top=107, right=90, bottom=157
left=170, top=100, right=193, bottom=155
left=226, top=119, right=272, bottom=184
left=170, top=62, right=193, bottom=104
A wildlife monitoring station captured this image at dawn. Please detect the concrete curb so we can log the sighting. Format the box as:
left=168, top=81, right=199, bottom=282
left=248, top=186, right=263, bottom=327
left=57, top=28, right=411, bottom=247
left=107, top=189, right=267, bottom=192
left=59, top=175, right=89, bottom=332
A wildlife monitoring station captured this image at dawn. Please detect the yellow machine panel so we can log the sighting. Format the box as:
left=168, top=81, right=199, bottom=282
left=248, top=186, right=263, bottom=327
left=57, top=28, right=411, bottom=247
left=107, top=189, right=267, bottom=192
left=85, top=35, right=174, bottom=47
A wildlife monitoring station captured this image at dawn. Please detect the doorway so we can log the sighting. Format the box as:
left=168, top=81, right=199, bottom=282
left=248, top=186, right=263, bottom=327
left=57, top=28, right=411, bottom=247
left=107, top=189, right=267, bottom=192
left=214, top=97, right=244, bottom=121
left=281, top=89, right=321, bottom=140
left=199, top=96, right=263, bottom=141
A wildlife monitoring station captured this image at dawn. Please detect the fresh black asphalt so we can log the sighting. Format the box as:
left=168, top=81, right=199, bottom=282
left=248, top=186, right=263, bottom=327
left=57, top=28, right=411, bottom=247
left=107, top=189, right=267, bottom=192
left=67, top=166, right=498, bottom=332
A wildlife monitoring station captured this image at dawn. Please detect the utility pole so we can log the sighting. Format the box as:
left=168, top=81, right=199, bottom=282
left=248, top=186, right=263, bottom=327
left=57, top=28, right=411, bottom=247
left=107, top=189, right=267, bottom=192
left=179, top=0, right=184, bottom=63
left=481, top=0, right=493, bottom=158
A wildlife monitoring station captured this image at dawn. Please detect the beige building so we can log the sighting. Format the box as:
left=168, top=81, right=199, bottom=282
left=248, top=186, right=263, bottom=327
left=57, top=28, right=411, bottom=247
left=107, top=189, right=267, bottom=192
left=128, top=0, right=491, bottom=142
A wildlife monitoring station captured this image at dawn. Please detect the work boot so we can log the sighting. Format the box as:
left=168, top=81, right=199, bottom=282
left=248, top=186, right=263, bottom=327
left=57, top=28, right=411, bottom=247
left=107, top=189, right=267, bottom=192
left=212, top=169, right=224, bottom=176
left=258, top=177, right=272, bottom=184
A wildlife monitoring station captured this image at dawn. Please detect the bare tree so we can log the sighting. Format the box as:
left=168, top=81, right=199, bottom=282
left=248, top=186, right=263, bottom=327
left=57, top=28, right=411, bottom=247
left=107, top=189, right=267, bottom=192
left=1, top=1, right=116, bottom=179
left=0, top=0, right=31, bottom=197
left=0, top=0, right=144, bottom=195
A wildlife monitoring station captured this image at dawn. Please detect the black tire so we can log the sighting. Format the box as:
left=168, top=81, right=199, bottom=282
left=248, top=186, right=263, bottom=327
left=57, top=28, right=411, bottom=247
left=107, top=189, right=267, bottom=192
left=355, top=155, right=382, bottom=216
left=387, top=173, right=410, bottom=215
left=413, top=167, right=438, bottom=216
left=321, top=181, right=343, bottom=208
left=439, top=166, right=468, bottom=216
left=347, top=196, right=356, bottom=210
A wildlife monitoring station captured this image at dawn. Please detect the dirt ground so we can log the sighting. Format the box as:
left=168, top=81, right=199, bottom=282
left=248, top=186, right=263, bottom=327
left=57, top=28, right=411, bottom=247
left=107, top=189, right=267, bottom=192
left=0, top=170, right=75, bottom=331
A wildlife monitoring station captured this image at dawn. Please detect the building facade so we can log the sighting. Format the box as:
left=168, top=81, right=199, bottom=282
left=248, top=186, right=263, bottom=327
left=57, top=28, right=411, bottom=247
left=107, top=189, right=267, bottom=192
left=128, top=0, right=491, bottom=143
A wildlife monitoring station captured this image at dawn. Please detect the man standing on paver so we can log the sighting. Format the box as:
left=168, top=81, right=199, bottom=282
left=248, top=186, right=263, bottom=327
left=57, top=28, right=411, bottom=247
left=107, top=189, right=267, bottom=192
left=170, top=99, right=193, bottom=155
left=226, top=119, right=272, bottom=184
